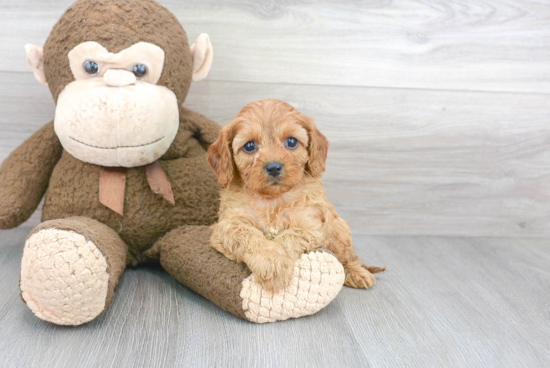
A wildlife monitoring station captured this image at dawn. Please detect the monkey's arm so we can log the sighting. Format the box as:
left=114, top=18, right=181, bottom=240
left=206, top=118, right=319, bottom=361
left=0, top=122, right=63, bottom=229
left=179, top=106, right=221, bottom=149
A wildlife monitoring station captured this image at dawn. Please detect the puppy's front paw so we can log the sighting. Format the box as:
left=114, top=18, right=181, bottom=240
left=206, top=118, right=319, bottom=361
left=247, top=245, right=296, bottom=293
left=344, top=263, right=376, bottom=288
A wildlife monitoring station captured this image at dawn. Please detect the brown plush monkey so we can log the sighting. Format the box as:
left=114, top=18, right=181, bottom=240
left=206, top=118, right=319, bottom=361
left=0, top=0, right=345, bottom=325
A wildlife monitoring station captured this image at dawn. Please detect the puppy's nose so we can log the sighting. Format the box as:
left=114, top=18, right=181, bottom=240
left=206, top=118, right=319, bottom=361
left=265, top=161, right=283, bottom=177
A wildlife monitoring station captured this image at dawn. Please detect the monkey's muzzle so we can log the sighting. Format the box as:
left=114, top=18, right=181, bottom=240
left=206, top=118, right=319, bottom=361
left=54, top=78, right=179, bottom=167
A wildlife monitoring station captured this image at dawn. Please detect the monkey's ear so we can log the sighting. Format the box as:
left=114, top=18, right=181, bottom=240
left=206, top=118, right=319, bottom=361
left=25, top=44, right=48, bottom=87
left=190, top=34, right=213, bottom=82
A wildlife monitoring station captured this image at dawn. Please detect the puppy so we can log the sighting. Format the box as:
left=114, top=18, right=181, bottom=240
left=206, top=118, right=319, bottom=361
left=207, top=99, right=384, bottom=292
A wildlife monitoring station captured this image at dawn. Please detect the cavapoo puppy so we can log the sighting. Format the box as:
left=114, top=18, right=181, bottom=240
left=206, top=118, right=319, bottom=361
left=207, top=99, right=384, bottom=292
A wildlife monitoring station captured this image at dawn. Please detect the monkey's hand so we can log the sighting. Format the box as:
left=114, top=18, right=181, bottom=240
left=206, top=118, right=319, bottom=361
left=0, top=122, right=62, bottom=229
left=179, top=106, right=221, bottom=150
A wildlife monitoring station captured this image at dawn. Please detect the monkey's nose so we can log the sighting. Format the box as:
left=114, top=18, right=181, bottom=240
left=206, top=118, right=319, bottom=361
left=103, top=69, right=137, bottom=87
left=265, top=162, right=283, bottom=177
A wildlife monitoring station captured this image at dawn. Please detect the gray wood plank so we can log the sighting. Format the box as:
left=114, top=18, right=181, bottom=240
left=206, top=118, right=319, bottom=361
left=0, top=227, right=549, bottom=367
left=1, top=0, right=550, bottom=93
left=3, top=71, right=550, bottom=237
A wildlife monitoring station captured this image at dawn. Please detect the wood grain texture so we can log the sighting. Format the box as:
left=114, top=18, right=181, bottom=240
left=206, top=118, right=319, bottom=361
left=3, top=71, right=550, bottom=237
left=1, top=0, right=550, bottom=236
left=0, top=227, right=549, bottom=367
left=1, top=0, right=550, bottom=93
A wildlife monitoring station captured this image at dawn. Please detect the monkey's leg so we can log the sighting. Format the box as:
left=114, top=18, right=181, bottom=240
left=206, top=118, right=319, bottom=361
left=20, top=216, right=127, bottom=326
left=154, top=226, right=345, bottom=323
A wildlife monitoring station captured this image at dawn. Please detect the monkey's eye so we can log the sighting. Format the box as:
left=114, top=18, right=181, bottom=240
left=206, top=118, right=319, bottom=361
left=83, top=60, right=99, bottom=75
left=286, top=137, right=299, bottom=149
left=243, top=141, right=257, bottom=153
left=132, top=64, right=148, bottom=78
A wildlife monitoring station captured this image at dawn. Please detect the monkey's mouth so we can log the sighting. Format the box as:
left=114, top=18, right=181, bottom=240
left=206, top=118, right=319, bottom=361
left=69, top=136, right=165, bottom=149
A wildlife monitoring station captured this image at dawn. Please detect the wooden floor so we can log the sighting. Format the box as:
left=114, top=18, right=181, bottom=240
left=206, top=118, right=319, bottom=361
left=0, top=227, right=549, bottom=367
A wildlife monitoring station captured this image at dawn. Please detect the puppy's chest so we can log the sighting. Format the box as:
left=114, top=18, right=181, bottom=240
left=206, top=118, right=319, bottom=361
left=249, top=205, right=321, bottom=239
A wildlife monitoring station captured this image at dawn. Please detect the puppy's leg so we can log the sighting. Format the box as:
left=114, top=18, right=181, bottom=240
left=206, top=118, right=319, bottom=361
left=273, top=227, right=323, bottom=255
left=211, top=220, right=296, bottom=292
left=245, top=239, right=297, bottom=292
left=325, top=216, right=384, bottom=288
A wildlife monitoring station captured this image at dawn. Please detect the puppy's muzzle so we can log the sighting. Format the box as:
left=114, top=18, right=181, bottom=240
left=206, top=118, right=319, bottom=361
left=265, top=161, right=283, bottom=178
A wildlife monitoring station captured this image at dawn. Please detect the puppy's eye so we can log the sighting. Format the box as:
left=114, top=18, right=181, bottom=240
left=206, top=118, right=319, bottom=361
left=286, top=137, right=299, bottom=150
left=132, top=64, right=148, bottom=78
left=83, top=60, right=100, bottom=75
left=243, top=141, right=257, bottom=153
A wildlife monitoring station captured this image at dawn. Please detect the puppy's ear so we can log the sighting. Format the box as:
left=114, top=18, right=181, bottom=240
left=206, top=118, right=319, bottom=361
left=207, top=125, right=235, bottom=187
left=300, top=115, right=329, bottom=178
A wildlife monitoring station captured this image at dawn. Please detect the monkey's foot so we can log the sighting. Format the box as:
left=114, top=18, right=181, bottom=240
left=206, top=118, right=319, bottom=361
left=20, top=218, right=127, bottom=326
left=20, top=229, right=109, bottom=325
left=240, top=250, right=345, bottom=323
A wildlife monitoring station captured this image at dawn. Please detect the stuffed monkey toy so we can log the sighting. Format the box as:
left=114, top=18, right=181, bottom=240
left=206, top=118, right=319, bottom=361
left=0, top=0, right=345, bottom=325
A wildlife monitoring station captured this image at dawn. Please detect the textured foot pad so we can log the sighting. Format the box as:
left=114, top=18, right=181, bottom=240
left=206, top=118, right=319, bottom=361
left=240, top=250, right=345, bottom=323
left=20, top=229, right=109, bottom=325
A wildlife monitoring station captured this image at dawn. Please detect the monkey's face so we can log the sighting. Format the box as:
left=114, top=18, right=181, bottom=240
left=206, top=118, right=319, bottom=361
left=25, top=0, right=214, bottom=167
left=54, top=41, right=179, bottom=167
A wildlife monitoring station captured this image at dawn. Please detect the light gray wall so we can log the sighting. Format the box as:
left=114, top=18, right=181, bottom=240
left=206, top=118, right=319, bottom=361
left=1, top=0, right=549, bottom=237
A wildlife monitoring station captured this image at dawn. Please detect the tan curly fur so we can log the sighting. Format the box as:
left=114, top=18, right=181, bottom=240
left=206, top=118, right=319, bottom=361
left=208, top=99, right=384, bottom=292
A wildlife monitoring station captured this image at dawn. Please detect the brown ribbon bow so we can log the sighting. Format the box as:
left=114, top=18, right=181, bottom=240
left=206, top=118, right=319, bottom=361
left=99, top=160, right=175, bottom=216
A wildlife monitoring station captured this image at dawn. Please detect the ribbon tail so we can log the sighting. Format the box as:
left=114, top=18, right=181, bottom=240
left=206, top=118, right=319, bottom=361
left=99, top=167, right=127, bottom=216
left=145, top=160, right=175, bottom=205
